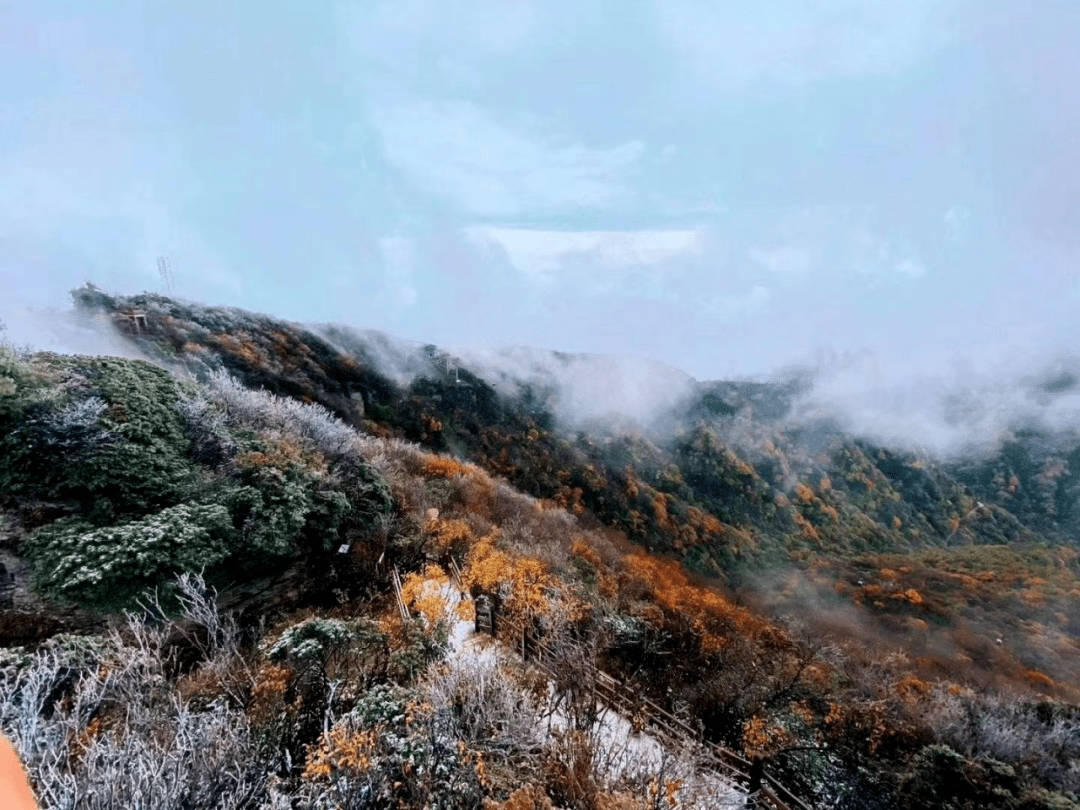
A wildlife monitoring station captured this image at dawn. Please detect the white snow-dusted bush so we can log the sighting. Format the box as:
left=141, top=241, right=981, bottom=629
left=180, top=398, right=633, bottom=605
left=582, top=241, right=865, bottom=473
left=0, top=577, right=267, bottom=810
left=201, top=370, right=356, bottom=459
left=266, top=618, right=355, bottom=666
left=421, top=652, right=540, bottom=755
left=24, top=397, right=118, bottom=457
left=175, top=389, right=237, bottom=467
left=928, top=687, right=1080, bottom=795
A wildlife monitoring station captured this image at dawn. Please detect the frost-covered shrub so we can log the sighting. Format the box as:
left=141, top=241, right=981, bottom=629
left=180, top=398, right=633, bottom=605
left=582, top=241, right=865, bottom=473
left=0, top=341, right=51, bottom=420
left=386, top=616, right=448, bottom=682
left=221, top=466, right=353, bottom=561
left=350, top=683, right=417, bottom=728
left=301, top=693, right=483, bottom=810
left=929, top=689, right=1080, bottom=796
left=20, top=396, right=118, bottom=457
left=225, top=475, right=323, bottom=559
left=267, top=618, right=355, bottom=667
left=25, top=503, right=234, bottom=610
left=203, top=370, right=357, bottom=459
left=1, top=356, right=198, bottom=520
left=175, top=388, right=237, bottom=468
left=421, top=652, right=539, bottom=754
left=605, top=613, right=650, bottom=648
left=0, top=596, right=268, bottom=810
left=192, top=371, right=394, bottom=544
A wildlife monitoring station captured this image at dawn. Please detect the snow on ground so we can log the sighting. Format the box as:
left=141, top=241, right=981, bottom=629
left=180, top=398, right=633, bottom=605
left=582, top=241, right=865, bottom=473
left=429, top=581, right=747, bottom=808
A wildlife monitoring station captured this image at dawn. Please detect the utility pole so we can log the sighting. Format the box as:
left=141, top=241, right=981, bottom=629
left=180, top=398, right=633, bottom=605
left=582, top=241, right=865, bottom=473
left=157, top=256, right=176, bottom=293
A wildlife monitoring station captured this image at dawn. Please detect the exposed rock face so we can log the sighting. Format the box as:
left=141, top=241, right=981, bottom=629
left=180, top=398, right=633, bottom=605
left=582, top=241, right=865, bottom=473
left=0, top=509, right=350, bottom=649
left=0, top=513, right=105, bottom=646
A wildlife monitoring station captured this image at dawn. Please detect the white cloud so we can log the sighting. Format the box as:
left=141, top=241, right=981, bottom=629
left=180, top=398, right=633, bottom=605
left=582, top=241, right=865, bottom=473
left=894, top=258, right=927, bottom=278
left=341, top=0, right=542, bottom=88
left=850, top=228, right=928, bottom=280
left=464, top=226, right=703, bottom=287
left=748, top=245, right=814, bottom=277
left=373, top=100, right=644, bottom=217
left=658, top=0, right=964, bottom=92
left=944, top=205, right=972, bottom=241
left=0, top=160, right=240, bottom=300
left=743, top=208, right=931, bottom=285
left=379, top=235, right=419, bottom=306
left=708, top=284, right=772, bottom=318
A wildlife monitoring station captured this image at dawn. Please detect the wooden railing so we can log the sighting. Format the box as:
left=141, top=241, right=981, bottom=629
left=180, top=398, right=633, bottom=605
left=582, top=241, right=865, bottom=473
left=390, top=567, right=410, bottom=620
left=405, top=560, right=814, bottom=809
left=481, top=611, right=814, bottom=810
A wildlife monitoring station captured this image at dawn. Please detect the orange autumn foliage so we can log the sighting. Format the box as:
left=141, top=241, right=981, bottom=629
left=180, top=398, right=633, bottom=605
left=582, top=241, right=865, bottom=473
left=422, top=456, right=473, bottom=479
left=484, top=784, right=553, bottom=810
left=235, top=434, right=326, bottom=474
left=401, top=564, right=451, bottom=625
left=685, top=506, right=725, bottom=537
left=463, top=532, right=560, bottom=626
left=425, top=517, right=473, bottom=556
left=304, top=725, right=379, bottom=781
left=793, top=512, right=819, bottom=541
left=743, top=716, right=796, bottom=758
left=621, top=550, right=774, bottom=654
left=571, top=538, right=619, bottom=599
left=1026, top=669, right=1055, bottom=689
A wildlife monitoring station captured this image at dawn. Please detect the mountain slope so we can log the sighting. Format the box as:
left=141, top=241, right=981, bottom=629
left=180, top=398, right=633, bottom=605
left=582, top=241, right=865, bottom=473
left=0, top=285, right=1071, bottom=809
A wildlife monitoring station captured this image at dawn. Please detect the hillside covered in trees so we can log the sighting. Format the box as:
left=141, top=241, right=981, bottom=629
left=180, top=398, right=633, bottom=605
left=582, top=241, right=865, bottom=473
left=0, top=287, right=1077, bottom=809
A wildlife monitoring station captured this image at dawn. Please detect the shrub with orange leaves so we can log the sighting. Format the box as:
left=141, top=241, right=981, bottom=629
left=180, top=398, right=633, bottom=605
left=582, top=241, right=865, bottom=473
left=899, top=588, right=923, bottom=605
left=620, top=549, right=769, bottom=654
left=571, top=538, right=620, bottom=599
left=685, top=506, right=725, bottom=537
left=896, top=674, right=930, bottom=702
left=793, top=512, right=820, bottom=541
left=484, top=783, right=554, bottom=810
left=401, top=564, right=451, bottom=627
left=235, top=433, right=328, bottom=475
left=743, top=716, right=796, bottom=758
left=553, top=485, right=585, bottom=515
left=1026, top=669, right=1055, bottom=689
left=824, top=699, right=888, bottom=755
left=303, top=724, right=378, bottom=780
left=651, top=494, right=672, bottom=530
left=248, top=663, right=293, bottom=725
left=426, top=517, right=473, bottom=557
left=462, top=531, right=562, bottom=629
left=422, top=455, right=472, bottom=479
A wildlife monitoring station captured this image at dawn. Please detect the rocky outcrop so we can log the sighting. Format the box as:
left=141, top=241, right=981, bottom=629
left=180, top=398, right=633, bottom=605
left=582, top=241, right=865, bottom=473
left=0, top=513, right=105, bottom=647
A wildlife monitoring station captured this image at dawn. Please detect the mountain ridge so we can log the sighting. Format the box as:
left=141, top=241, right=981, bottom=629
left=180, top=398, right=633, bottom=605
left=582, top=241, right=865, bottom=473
left=0, top=285, right=1074, bottom=808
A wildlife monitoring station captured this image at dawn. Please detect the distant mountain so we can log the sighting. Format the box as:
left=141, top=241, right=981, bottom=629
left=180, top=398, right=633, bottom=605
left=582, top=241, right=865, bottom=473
left=69, top=285, right=1080, bottom=561
left=0, top=285, right=1076, bottom=809
left=60, top=286, right=1080, bottom=686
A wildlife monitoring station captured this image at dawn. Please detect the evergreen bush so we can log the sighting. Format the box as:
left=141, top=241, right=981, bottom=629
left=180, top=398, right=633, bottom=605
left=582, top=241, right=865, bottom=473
left=0, top=356, right=198, bottom=520
left=267, top=617, right=356, bottom=666
left=25, top=503, right=234, bottom=611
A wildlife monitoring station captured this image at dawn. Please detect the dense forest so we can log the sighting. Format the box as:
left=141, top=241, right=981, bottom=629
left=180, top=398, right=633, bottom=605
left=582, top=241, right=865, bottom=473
left=0, top=287, right=1077, bottom=809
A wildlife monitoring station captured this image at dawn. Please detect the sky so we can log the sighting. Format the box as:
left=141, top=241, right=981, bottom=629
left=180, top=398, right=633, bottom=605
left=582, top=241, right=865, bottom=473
left=1, top=0, right=1079, bottom=384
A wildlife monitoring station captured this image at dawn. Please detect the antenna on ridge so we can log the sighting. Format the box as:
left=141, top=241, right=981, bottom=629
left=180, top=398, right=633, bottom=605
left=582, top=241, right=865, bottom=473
left=445, top=355, right=461, bottom=383
left=157, top=256, right=176, bottom=293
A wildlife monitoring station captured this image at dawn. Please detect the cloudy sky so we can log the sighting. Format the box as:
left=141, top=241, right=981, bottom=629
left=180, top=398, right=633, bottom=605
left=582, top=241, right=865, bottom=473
left=1, top=0, right=1078, bottom=381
